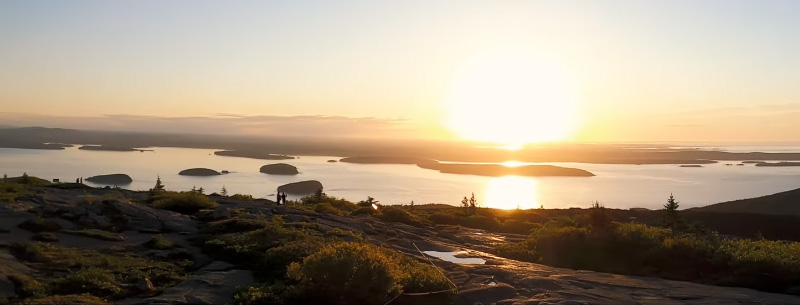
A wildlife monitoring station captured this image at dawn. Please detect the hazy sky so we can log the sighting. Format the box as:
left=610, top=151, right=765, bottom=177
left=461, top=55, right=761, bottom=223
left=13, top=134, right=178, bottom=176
left=2, top=1, right=800, bottom=142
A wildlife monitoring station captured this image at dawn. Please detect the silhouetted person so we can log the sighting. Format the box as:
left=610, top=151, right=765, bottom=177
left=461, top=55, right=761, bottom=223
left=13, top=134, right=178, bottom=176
left=277, top=193, right=281, bottom=204
left=281, top=192, right=287, bottom=204
left=76, top=178, right=80, bottom=183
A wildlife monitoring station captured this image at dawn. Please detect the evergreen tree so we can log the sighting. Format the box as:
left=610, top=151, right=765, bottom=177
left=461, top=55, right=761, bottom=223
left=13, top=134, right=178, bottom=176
left=221, top=185, right=228, bottom=196
left=590, top=201, right=610, bottom=228
left=409, top=200, right=415, bottom=211
left=153, top=175, right=165, bottom=191
left=197, top=187, right=204, bottom=194
left=20, top=172, right=30, bottom=184
left=461, top=196, right=469, bottom=215
left=662, top=194, right=685, bottom=233
left=468, top=193, right=478, bottom=215
left=2, top=173, right=6, bottom=184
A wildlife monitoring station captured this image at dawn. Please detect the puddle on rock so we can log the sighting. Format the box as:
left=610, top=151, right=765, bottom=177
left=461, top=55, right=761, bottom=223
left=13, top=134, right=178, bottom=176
left=423, top=251, right=486, bottom=265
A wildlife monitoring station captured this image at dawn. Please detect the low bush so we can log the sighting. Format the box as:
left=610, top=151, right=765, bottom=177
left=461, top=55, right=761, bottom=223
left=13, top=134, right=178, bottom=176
left=8, top=242, right=186, bottom=296
left=230, top=194, right=254, bottom=201
left=18, top=218, right=62, bottom=233
left=17, top=294, right=110, bottom=305
left=286, top=242, right=451, bottom=305
left=153, top=192, right=218, bottom=214
left=375, top=206, right=425, bottom=227
left=61, top=229, right=126, bottom=242
left=495, top=222, right=800, bottom=295
left=145, top=235, right=174, bottom=250
left=205, top=218, right=271, bottom=234
left=53, top=268, right=122, bottom=297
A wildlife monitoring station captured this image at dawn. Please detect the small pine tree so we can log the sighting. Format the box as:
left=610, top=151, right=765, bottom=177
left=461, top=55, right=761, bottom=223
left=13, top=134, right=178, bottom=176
left=221, top=185, right=228, bottom=196
left=20, top=172, right=30, bottom=184
left=409, top=200, right=415, bottom=211
left=590, top=201, right=610, bottom=229
left=2, top=173, right=6, bottom=184
left=461, top=196, right=469, bottom=215
left=662, top=194, right=685, bottom=234
left=314, top=188, right=324, bottom=201
left=197, top=187, right=204, bottom=194
left=153, top=175, right=165, bottom=191
left=191, top=186, right=197, bottom=193
left=468, top=193, right=478, bottom=215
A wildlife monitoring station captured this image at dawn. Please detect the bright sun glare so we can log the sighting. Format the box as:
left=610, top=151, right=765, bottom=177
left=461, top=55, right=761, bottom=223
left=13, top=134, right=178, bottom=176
left=446, top=51, right=578, bottom=148
left=485, top=176, right=540, bottom=210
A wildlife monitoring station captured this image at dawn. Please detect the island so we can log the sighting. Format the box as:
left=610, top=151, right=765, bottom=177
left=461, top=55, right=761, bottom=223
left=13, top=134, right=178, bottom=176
left=418, top=163, right=595, bottom=177
left=341, top=156, right=594, bottom=177
left=679, top=165, right=703, bottom=168
left=339, top=156, right=433, bottom=164
left=85, top=174, right=133, bottom=185
left=214, top=150, right=295, bottom=160
left=178, top=168, right=222, bottom=176
left=79, top=145, right=151, bottom=152
left=0, top=141, right=70, bottom=150
left=277, top=180, right=323, bottom=194
left=755, top=162, right=800, bottom=167
left=327, top=159, right=338, bottom=163
left=260, top=163, right=299, bottom=175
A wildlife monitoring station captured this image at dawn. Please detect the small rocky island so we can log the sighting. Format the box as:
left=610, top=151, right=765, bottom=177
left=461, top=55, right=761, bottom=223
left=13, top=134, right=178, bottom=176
left=277, top=180, right=323, bottom=194
left=85, top=174, right=133, bottom=185
left=341, top=156, right=594, bottom=177
left=78, top=145, right=148, bottom=152
left=680, top=164, right=703, bottom=168
left=259, top=163, right=299, bottom=175
left=178, top=168, right=222, bottom=176
left=214, top=150, right=295, bottom=160
left=755, top=162, right=800, bottom=167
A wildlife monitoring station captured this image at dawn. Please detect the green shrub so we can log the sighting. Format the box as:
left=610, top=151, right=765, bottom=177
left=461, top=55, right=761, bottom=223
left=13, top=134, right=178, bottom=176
left=286, top=242, right=451, bottom=305
left=53, top=268, right=122, bottom=297
left=287, top=243, right=404, bottom=304
left=18, top=294, right=110, bottom=305
left=62, top=229, right=126, bottom=242
left=153, top=192, right=218, bottom=214
left=325, top=228, right=363, bottom=242
left=9, top=242, right=185, bottom=291
left=8, top=274, right=49, bottom=298
left=145, top=235, right=174, bottom=250
left=350, top=206, right=376, bottom=216
left=230, top=194, right=255, bottom=201
left=375, top=207, right=425, bottom=227
left=205, top=218, right=271, bottom=234
left=18, top=218, right=62, bottom=233
left=494, top=221, right=800, bottom=295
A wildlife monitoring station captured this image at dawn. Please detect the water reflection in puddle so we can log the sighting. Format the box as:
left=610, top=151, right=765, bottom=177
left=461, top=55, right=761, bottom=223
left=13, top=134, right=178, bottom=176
left=423, top=251, right=486, bottom=265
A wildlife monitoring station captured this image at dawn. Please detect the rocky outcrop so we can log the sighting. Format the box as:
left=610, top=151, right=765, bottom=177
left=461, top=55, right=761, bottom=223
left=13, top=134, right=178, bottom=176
left=259, top=163, right=299, bottom=175
left=277, top=180, right=322, bottom=195
left=119, top=270, right=254, bottom=305
left=178, top=168, right=221, bottom=176
left=0, top=250, right=34, bottom=299
left=85, top=174, right=133, bottom=185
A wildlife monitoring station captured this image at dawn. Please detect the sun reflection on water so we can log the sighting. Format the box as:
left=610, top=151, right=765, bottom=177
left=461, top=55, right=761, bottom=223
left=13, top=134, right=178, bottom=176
left=484, top=176, right=539, bottom=210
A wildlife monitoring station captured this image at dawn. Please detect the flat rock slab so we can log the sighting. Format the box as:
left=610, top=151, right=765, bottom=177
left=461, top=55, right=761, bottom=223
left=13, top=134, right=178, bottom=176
left=119, top=269, right=254, bottom=305
left=0, top=249, right=34, bottom=298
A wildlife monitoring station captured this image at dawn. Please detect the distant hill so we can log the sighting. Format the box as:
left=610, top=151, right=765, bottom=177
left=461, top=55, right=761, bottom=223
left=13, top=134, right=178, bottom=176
left=692, top=187, right=800, bottom=216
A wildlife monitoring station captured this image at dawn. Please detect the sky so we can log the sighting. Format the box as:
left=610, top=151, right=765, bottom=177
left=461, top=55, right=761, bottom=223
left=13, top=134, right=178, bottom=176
left=2, top=1, right=800, bottom=143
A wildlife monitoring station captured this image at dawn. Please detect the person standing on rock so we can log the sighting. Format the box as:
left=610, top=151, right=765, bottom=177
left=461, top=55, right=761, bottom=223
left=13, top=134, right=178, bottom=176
left=281, top=192, right=287, bottom=204
left=277, top=193, right=282, bottom=204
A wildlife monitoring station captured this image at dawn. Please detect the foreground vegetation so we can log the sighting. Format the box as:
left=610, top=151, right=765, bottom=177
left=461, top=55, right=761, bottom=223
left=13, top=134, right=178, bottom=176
left=5, top=175, right=800, bottom=304
left=201, top=215, right=451, bottom=304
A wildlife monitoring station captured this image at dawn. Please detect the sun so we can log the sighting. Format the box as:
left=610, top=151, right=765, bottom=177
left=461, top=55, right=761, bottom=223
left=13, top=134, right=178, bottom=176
left=446, top=51, right=578, bottom=147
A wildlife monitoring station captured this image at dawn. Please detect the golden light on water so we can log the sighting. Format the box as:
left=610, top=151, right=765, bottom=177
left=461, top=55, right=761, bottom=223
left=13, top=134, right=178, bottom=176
left=446, top=50, right=578, bottom=147
left=484, top=176, right=540, bottom=210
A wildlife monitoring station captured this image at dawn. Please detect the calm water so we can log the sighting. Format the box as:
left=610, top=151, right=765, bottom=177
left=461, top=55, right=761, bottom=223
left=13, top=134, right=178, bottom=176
left=2, top=146, right=800, bottom=209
